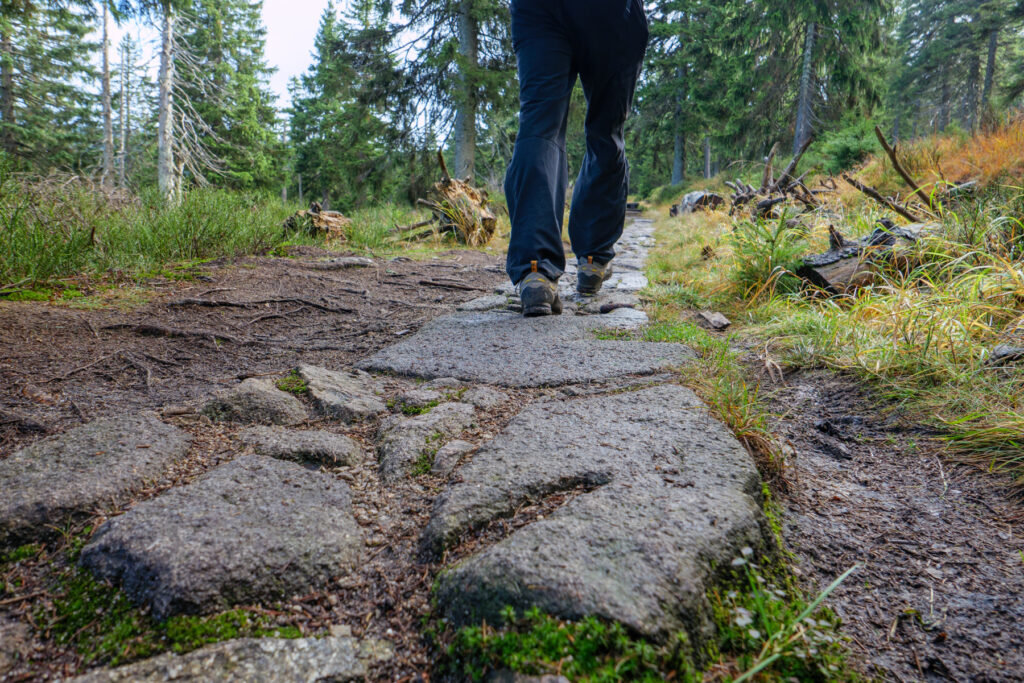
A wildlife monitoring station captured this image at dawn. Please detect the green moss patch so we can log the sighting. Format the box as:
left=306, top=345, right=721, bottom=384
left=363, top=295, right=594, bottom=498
left=276, top=370, right=309, bottom=395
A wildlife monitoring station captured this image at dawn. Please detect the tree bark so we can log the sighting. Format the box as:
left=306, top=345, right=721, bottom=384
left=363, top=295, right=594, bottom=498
left=793, top=21, right=816, bottom=157
left=118, top=40, right=129, bottom=188
left=453, top=0, right=478, bottom=181
left=672, top=132, right=685, bottom=185
left=981, top=28, right=998, bottom=110
left=157, top=6, right=177, bottom=202
left=962, top=52, right=980, bottom=130
left=702, top=135, right=711, bottom=179
left=938, top=67, right=950, bottom=131
left=101, top=5, right=114, bottom=186
left=0, top=29, right=15, bottom=157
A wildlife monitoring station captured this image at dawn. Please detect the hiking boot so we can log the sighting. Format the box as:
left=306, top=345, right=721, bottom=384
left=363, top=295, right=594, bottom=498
left=517, top=266, right=562, bottom=317
left=576, top=256, right=613, bottom=295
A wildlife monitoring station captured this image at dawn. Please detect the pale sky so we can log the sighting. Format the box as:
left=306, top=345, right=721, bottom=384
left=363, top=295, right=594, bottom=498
left=104, top=0, right=335, bottom=109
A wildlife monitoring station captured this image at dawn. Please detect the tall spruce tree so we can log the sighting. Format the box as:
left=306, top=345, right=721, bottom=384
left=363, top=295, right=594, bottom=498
left=0, top=1, right=98, bottom=171
left=289, top=1, right=408, bottom=210
left=176, top=0, right=282, bottom=189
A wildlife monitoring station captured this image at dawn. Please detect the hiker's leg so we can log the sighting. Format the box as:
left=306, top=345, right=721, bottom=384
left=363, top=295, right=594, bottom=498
left=564, top=0, right=648, bottom=264
left=504, top=0, right=576, bottom=285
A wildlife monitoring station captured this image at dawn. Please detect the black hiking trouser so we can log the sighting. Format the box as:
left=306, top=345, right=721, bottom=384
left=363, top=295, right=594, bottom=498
left=504, top=0, right=648, bottom=286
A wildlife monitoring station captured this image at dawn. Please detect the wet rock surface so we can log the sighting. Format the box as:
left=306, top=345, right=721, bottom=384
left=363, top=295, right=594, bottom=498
left=0, top=415, right=190, bottom=549
left=376, top=402, right=476, bottom=482
left=80, top=455, right=362, bottom=619
left=201, top=378, right=306, bottom=426
left=69, top=636, right=393, bottom=682
left=298, top=364, right=387, bottom=423
left=424, top=385, right=768, bottom=644
left=238, top=425, right=363, bottom=466
left=359, top=313, right=693, bottom=388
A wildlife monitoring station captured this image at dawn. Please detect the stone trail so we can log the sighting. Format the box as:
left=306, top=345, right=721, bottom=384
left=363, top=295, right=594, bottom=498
left=80, top=455, right=363, bottom=619
left=69, top=636, right=393, bottom=683
left=4, top=217, right=771, bottom=680
left=425, top=385, right=768, bottom=644
left=0, top=414, right=190, bottom=550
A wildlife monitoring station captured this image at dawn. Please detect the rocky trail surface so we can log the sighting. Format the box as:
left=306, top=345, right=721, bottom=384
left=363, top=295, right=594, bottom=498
left=1, top=221, right=1022, bottom=681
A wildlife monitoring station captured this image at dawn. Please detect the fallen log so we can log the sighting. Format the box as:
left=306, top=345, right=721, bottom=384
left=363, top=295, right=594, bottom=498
left=796, top=220, right=937, bottom=294
left=673, top=191, right=725, bottom=216
left=841, top=174, right=922, bottom=223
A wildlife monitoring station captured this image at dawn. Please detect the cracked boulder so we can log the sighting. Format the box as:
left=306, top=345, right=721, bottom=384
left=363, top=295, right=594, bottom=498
left=0, top=415, right=190, bottom=549
left=201, top=378, right=306, bottom=426
left=359, top=312, right=692, bottom=387
left=80, top=455, right=362, bottom=619
left=376, top=402, right=476, bottom=482
left=237, top=426, right=363, bottom=466
left=69, top=636, right=392, bottom=682
left=297, top=364, right=387, bottom=423
left=423, top=385, right=769, bottom=646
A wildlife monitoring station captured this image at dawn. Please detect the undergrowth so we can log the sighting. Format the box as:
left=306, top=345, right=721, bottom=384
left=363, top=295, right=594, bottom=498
left=646, top=118, right=1024, bottom=484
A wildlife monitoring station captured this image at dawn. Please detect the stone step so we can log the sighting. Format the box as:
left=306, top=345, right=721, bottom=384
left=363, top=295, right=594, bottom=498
left=68, top=636, right=392, bottom=682
left=422, top=385, right=769, bottom=647
left=0, top=415, right=191, bottom=550
left=201, top=378, right=307, bottom=426
left=80, top=455, right=362, bottom=619
left=358, top=312, right=693, bottom=388
left=376, top=402, right=477, bottom=483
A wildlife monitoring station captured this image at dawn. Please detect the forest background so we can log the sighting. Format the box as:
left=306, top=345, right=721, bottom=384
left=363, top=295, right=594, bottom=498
left=3, top=0, right=1023, bottom=207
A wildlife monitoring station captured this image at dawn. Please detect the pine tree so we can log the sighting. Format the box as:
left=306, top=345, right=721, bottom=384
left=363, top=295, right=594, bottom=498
left=289, top=2, right=409, bottom=210
left=176, top=0, right=283, bottom=190
left=0, top=1, right=99, bottom=171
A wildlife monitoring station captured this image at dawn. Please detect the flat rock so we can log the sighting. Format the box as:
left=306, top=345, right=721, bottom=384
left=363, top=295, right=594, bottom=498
left=462, top=386, right=508, bottom=409
left=424, top=385, right=768, bottom=646
left=696, top=310, right=732, bottom=330
left=359, top=312, right=692, bottom=388
left=396, top=388, right=444, bottom=409
left=201, top=378, right=306, bottom=426
left=69, top=636, right=392, bottom=682
left=988, top=344, right=1024, bottom=365
left=432, top=440, right=476, bottom=476
left=238, top=426, right=362, bottom=466
left=0, top=415, right=190, bottom=549
left=298, top=364, right=387, bottom=423
left=80, top=455, right=362, bottom=619
left=0, top=618, right=31, bottom=676
left=376, top=403, right=476, bottom=482
left=488, top=672, right=570, bottom=683
left=421, top=377, right=465, bottom=391
left=457, top=294, right=511, bottom=312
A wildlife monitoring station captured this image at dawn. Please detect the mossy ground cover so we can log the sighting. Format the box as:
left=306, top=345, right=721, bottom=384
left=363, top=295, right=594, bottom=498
left=1, top=532, right=300, bottom=670
left=437, top=559, right=858, bottom=682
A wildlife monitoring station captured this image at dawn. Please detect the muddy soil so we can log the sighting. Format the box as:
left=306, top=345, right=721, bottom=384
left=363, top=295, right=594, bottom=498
left=0, top=248, right=504, bottom=455
left=772, top=371, right=1024, bottom=682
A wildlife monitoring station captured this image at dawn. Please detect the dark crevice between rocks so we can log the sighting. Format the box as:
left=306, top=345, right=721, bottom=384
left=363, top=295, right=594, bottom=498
left=432, top=473, right=614, bottom=566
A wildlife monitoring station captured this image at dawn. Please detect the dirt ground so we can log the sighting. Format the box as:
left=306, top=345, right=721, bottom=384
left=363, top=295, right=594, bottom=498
left=772, top=371, right=1024, bottom=682
left=0, top=247, right=505, bottom=455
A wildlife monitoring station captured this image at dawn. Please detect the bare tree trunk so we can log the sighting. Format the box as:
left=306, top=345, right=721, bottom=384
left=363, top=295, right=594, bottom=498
left=981, top=28, right=998, bottom=110
left=118, top=40, right=129, bottom=188
left=101, top=5, right=114, bottom=186
left=453, top=0, right=478, bottom=181
left=702, top=136, right=711, bottom=179
left=0, top=29, right=15, bottom=157
left=157, top=6, right=177, bottom=202
left=938, top=67, right=950, bottom=131
left=672, top=131, right=686, bottom=185
left=793, top=21, right=816, bottom=157
left=962, top=52, right=980, bottom=130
